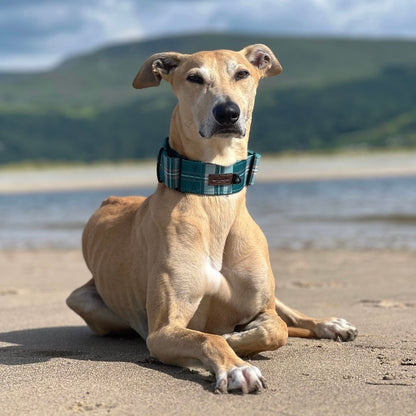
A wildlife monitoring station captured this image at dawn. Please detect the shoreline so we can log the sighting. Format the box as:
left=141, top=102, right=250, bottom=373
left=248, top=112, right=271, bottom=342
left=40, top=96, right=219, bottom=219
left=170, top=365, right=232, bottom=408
left=2, top=149, right=416, bottom=194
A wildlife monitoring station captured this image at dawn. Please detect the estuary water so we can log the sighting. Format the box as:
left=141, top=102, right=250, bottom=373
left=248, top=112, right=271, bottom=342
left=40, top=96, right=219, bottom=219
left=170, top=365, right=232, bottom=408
left=1, top=175, right=416, bottom=250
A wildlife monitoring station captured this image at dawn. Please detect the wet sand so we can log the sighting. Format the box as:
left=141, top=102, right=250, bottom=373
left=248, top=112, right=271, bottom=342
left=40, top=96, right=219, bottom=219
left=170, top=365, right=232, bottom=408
left=1, top=249, right=415, bottom=415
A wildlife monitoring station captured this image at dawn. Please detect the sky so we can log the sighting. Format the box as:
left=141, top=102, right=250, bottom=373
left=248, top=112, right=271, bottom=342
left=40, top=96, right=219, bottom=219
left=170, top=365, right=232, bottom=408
left=1, top=0, right=415, bottom=72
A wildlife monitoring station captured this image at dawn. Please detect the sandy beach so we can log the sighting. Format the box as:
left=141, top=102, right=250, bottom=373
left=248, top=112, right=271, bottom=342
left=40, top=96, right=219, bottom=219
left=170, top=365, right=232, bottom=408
left=1, top=150, right=416, bottom=414
left=2, top=149, right=416, bottom=194
left=1, top=248, right=415, bottom=416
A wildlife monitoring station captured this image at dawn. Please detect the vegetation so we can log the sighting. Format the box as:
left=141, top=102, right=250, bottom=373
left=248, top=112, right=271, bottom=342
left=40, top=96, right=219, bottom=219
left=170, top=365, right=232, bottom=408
left=0, top=33, right=416, bottom=164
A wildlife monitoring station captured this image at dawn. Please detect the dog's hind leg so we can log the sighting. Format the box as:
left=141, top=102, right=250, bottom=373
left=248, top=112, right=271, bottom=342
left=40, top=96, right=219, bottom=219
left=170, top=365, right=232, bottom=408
left=274, top=298, right=357, bottom=341
left=66, top=279, right=131, bottom=336
left=223, top=309, right=288, bottom=357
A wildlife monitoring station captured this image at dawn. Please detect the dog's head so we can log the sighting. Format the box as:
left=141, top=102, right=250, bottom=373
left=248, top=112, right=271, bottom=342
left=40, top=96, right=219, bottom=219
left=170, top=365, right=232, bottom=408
left=133, top=44, right=281, bottom=138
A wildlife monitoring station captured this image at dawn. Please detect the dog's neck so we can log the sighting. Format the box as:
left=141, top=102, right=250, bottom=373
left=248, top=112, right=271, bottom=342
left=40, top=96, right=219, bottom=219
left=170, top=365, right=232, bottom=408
left=168, top=107, right=249, bottom=166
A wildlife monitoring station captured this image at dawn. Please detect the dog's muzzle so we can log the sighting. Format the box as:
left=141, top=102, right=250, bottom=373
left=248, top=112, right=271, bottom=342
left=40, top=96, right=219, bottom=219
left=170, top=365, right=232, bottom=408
left=213, top=101, right=240, bottom=126
left=199, top=100, right=246, bottom=138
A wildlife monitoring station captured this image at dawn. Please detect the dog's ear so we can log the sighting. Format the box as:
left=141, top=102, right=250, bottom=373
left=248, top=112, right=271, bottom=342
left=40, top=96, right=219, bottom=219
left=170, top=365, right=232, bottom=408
left=132, top=52, right=187, bottom=89
left=240, top=44, right=282, bottom=78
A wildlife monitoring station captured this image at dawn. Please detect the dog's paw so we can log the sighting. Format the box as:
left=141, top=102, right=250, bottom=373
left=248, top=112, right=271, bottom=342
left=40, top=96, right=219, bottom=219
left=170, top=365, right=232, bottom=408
left=314, top=318, right=358, bottom=342
left=215, top=365, right=267, bottom=394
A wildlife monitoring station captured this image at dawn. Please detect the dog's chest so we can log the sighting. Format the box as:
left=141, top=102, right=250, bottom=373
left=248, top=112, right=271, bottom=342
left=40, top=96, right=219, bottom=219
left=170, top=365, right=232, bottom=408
left=195, top=256, right=269, bottom=334
left=203, top=257, right=223, bottom=294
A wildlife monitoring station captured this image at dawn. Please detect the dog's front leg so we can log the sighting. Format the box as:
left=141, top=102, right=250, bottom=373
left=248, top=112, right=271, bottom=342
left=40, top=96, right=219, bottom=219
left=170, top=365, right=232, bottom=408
left=147, top=325, right=266, bottom=394
left=145, top=273, right=266, bottom=394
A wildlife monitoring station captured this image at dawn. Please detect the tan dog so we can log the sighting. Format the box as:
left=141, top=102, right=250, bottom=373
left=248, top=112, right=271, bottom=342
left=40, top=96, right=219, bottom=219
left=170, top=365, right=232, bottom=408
left=67, top=44, right=357, bottom=394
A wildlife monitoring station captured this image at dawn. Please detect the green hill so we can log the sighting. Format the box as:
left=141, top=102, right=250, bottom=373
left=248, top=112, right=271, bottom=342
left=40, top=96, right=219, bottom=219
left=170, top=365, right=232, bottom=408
left=1, top=33, right=416, bottom=163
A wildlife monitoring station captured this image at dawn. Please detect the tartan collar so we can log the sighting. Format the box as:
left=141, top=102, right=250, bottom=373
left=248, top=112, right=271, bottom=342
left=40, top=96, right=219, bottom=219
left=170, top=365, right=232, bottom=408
left=157, top=138, right=261, bottom=195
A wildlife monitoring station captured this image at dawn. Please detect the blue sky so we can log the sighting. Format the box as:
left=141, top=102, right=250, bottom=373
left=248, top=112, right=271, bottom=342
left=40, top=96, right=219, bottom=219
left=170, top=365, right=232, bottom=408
left=1, top=0, right=415, bottom=71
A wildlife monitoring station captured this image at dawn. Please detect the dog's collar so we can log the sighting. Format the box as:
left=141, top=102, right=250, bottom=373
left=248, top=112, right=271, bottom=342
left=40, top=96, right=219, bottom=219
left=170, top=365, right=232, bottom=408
left=157, top=138, right=261, bottom=195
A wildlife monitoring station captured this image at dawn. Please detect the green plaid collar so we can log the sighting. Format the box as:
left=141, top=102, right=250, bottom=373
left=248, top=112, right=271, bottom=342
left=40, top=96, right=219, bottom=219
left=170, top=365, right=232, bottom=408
left=157, top=138, right=261, bottom=195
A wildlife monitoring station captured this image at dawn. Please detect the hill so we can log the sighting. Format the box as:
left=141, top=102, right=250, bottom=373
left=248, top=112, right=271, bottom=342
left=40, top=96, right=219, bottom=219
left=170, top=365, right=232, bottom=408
left=0, top=33, right=416, bottom=164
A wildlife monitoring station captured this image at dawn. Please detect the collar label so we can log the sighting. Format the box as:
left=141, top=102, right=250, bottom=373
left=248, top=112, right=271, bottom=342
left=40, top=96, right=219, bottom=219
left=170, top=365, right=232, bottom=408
left=208, top=173, right=234, bottom=186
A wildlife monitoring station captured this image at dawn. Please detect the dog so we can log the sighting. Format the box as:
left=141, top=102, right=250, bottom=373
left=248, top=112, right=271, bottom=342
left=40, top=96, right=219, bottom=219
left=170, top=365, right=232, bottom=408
left=67, top=44, right=357, bottom=394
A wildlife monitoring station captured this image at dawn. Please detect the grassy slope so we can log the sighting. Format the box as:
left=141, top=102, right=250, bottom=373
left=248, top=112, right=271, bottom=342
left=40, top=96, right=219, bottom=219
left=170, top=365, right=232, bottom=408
left=2, top=33, right=416, bottom=111
left=0, top=33, right=416, bottom=163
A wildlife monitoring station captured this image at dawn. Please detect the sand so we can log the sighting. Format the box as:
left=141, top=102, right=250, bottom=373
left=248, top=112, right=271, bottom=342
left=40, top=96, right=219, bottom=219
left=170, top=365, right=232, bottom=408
left=2, top=149, right=416, bottom=193
left=1, top=248, right=415, bottom=415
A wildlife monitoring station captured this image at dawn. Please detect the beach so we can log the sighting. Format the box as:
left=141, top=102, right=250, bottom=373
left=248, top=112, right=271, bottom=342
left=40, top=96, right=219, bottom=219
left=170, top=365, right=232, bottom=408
left=1, top=248, right=415, bottom=416
left=2, top=149, right=416, bottom=194
left=1, top=150, right=416, bottom=415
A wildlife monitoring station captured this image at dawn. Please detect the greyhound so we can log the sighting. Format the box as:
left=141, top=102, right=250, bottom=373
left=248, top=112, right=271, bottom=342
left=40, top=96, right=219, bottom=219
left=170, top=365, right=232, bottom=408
left=67, top=44, right=357, bottom=394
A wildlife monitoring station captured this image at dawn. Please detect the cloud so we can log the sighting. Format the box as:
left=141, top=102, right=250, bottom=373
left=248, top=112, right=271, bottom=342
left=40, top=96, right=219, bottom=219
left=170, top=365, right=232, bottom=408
left=0, top=0, right=145, bottom=70
left=1, top=0, right=415, bottom=71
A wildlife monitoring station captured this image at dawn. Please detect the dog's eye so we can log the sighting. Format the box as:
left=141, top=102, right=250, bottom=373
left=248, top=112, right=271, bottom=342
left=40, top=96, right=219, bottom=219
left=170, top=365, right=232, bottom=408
left=186, top=74, right=204, bottom=85
left=235, top=70, right=250, bottom=81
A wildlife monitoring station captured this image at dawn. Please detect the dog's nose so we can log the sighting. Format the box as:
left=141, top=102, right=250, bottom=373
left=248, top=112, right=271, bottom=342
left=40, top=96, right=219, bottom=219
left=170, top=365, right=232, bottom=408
left=212, top=101, right=240, bottom=126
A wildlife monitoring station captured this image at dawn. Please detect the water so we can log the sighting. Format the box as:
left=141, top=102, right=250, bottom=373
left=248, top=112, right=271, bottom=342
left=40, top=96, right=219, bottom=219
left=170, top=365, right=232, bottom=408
left=249, top=176, right=416, bottom=250
left=1, top=176, right=416, bottom=250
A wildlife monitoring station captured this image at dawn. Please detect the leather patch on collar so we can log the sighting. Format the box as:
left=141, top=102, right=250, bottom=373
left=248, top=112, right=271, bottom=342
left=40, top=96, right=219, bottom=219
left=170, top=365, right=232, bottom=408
left=208, top=173, right=234, bottom=186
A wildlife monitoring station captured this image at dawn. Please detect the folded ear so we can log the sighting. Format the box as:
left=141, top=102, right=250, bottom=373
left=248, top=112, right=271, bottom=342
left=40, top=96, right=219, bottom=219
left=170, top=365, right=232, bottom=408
left=240, top=44, right=282, bottom=78
left=132, top=52, right=187, bottom=89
